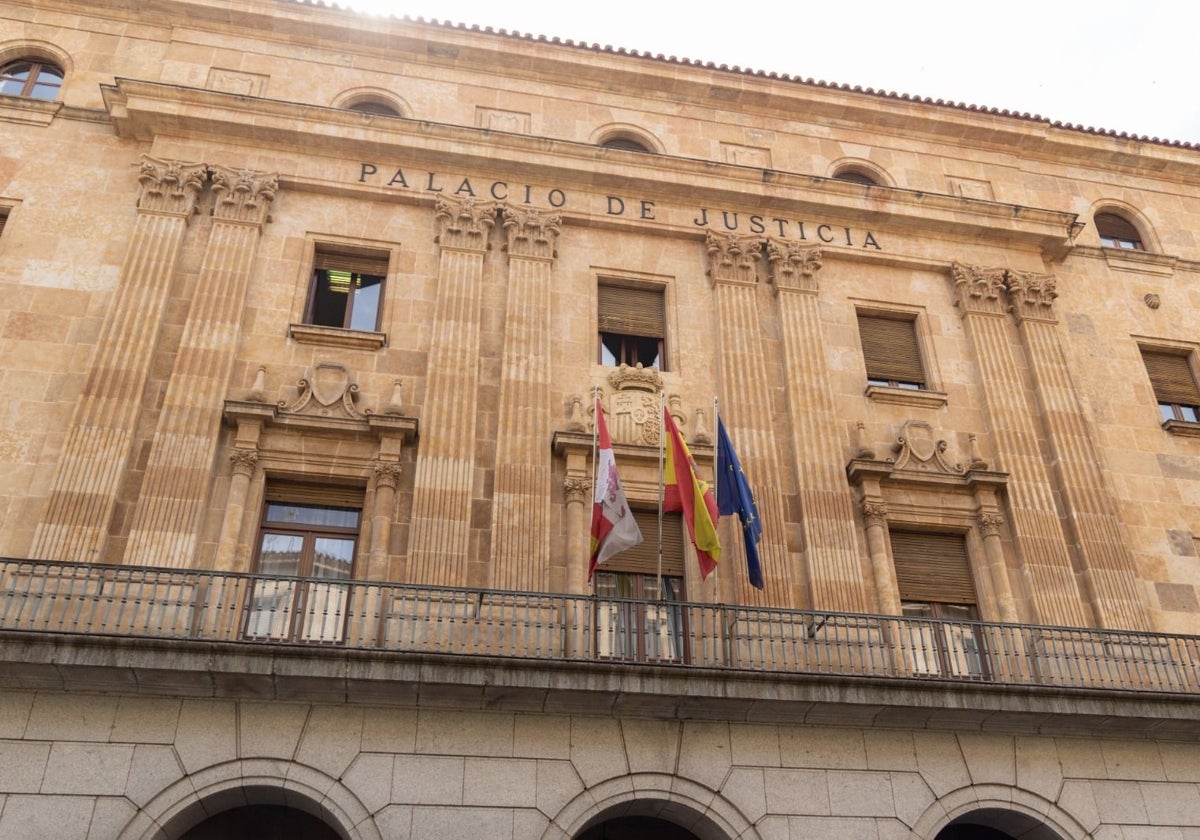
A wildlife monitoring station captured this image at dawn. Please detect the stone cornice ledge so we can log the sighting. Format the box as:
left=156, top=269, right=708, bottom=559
left=2, top=633, right=1198, bottom=740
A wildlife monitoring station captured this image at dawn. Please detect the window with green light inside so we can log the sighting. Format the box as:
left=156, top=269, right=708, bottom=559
left=306, top=247, right=388, bottom=332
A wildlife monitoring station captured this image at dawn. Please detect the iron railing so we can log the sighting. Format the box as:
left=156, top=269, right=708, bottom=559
left=1, top=557, right=1198, bottom=694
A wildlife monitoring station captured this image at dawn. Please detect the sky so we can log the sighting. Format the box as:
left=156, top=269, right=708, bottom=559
left=331, top=0, right=1200, bottom=146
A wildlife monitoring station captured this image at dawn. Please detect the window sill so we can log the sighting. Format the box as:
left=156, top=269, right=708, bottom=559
left=865, top=385, right=948, bottom=409
left=1102, top=248, right=1176, bottom=278
left=0, top=95, right=60, bottom=127
left=1163, top=420, right=1200, bottom=439
left=288, top=323, right=386, bottom=351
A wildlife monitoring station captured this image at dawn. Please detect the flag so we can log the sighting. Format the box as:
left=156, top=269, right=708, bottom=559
left=716, top=417, right=764, bottom=590
left=662, top=406, right=720, bottom=578
left=588, top=399, right=643, bottom=581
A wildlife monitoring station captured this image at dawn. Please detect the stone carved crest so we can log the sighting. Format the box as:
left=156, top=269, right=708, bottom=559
left=597, top=364, right=667, bottom=447
left=279, top=362, right=363, bottom=419
left=891, top=420, right=963, bottom=474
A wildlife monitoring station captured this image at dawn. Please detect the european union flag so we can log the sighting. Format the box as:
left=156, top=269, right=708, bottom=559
left=715, top=417, right=764, bottom=590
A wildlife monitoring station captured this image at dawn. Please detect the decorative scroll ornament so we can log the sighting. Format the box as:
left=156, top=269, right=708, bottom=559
left=765, top=239, right=822, bottom=294
left=501, top=206, right=561, bottom=260
left=210, top=165, right=278, bottom=225
left=434, top=195, right=497, bottom=250
left=279, top=362, right=363, bottom=419
left=136, top=156, right=207, bottom=216
left=950, top=262, right=1007, bottom=315
left=891, top=420, right=964, bottom=474
left=229, top=448, right=259, bottom=476
left=373, top=461, right=403, bottom=489
left=563, top=476, right=591, bottom=504
left=1004, top=269, right=1058, bottom=322
left=705, top=230, right=762, bottom=287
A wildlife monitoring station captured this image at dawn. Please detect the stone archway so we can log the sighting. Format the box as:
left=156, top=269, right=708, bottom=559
left=179, top=800, right=342, bottom=840
left=934, top=807, right=1066, bottom=840
left=913, top=786, right=1085, bottom=840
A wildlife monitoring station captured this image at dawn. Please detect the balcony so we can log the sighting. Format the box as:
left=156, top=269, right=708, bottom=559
left=2, top=558, right=1198, bottom=737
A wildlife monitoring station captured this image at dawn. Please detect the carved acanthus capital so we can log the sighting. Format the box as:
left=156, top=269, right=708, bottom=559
left=435, top=195, right=497, bottom=251
left=210, top=165, right=278, bottom=226
left=765, top=239, right=822, bottom=294
left=861, top=500, right=889, bottom=527
left=501, top=206, right=560, bottom=261
left=136, top=156, right=207, bottom=216
left=563, top=476, right=591, bottom=504
left=977, top=511, right=1005, bottom=537
left=229, top=448, right=259, bottom=476
left=705, top=231, right=762, bottom=287
left=1004, top=270, right=1059, bottom=322
left=951, top=262, right=1007, bottom=316
left=373, top=460, right=403, bottom=489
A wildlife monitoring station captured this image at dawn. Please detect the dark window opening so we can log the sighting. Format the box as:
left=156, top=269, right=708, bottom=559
left=833, top=168, right=878, bottom=186
left=597, top=282, right=666, bottom=369
left=601, top=136, right=651, bottom=152
left=306, top=248, right=388, bottom=331
left=347, top=100, right=401, bottom=117
left=1096, top=212, right=1144, bottom=250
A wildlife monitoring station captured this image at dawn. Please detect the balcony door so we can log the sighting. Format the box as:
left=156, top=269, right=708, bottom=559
left=594, top=510, right=687, bottom=663
left=245, top=483, right=362, bottom=643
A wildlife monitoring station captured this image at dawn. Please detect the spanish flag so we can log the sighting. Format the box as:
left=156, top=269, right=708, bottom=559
left=662, top=406, right=720, bottom=578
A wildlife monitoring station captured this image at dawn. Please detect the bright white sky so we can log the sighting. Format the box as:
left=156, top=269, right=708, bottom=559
left=334, top=0, right=1200, bottom=145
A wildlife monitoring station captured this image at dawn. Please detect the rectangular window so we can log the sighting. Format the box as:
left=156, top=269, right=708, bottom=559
left=858, top=312, right=925, bottom=390
left=306, top=246, right=388, bottom=332
left=890, top=529, right=986, bottom=679
left=594, top=509, right=686, bottom=662
left=245, top=482, right=363, bottom=644
left=1141, top=347, right=1200, bottom=423
left=598, top=282, right=665, bottom=369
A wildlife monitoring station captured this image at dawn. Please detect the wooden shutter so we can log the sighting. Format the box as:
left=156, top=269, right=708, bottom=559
left=264, top=481, right=365, bottom=510
left=890, top=530, right=976, bottom=605
left=858, top=313, right=924, bottom=385
left=313, top=247, right=389, bottom=277
left=0, top=210, right=7, bottom=239
left=599, top=510, right=684, bottom=577
left=1142, top=349, right=1200, bottom=406
left=1095, top=213, right=1141, bottom=244
left=598, top=283, right=665, bottom=339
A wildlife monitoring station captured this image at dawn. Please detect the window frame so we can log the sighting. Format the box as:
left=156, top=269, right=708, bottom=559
left=290, top=241, right=392, bottom=350
left=597, top=279, right=668, bottom=370
left=1140, top=345, right=1200, bottom=430
left=0, top=59, right=64, bottom=101
left=1095, top=212, right=1145, bottom=251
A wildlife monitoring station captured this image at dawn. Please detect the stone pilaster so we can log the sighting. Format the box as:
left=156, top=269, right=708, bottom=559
left=1005, top=269, right=1148, bottom=630
left=488, top=207, right=560, bottom=590
left=407, top=196, right=496, bottom=586
left=124, top=166, right=277, bottom=568
left=950, top=262, right=1090, bottom=627
left=766, top=239, right=872, bottom=613
left=31, top=156, right=207, bottom=563
left=705, top=232, right=795, bottom=606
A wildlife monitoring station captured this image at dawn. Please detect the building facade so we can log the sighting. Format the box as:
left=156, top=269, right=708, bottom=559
left=2, top=1, right=1200, bottom=837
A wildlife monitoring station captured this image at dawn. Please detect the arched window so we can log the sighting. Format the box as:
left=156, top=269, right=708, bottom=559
left=347, top=99, right=401, bottom=117
left=833, top=168, right=878, bottom=186
left=0, top=59, right=64, bottom=100
left=600, top=136, right=651, bottom=153
left=1095, top=212, right=1144, bottom=250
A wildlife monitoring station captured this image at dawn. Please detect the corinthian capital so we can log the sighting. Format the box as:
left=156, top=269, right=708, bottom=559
left=977, top=511, right=1005, bottom=537
left=1004, top=270, right=1059, bottom=323
left=765, top=239, right=822, bottom=294
left=501, top=206, right=561, bottom=261
left=229, top=448, right=259, bottom=476
left=861, top=500, right=889, bottom=528
left=210, top=165, right=278, bottom=226
left=705, top=231, right=762, bottom=287
left=374, top=461, right=403, bottom=489
left=564, top=476, right=591, bottom=504
left=435, top=195, right=497, bottom=251
left=136, top=156, right=207, bottom=216
left=950, top=262, right=1007, bottom=316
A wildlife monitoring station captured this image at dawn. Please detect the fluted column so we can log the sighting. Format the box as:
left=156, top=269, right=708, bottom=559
left=977, top=511, right=1018, bottom=623
left=766, top=239, right=872, bottom=613
left=704, top=232, right=795, bottom=606
left=32, top=157, right=207, bottom=563
left=214, top=447, right=259, bottom=572
left=125, top=166, right=277, bottom=568
left=407, top=197, right=496, bottom=586
left=1005, top=270, right=1148, bottom=630
left=369, top=460, right=402, bottom=577
left=950, top=263, right=1090, bottom=627
left=563, top=475, right=590, bottom=594
left=488, top=207, right=560, bottom=590
left=861, top=499, right=899, bottom=615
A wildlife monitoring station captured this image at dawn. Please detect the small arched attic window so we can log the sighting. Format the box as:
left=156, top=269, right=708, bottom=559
left=0, top=58, right=64, bottom=100
left=600, top=135, right=652, bottom=153
left=1095, top=212, right=1144, bottom=251
left=347, top=99, right=401, bottom=117
left=832, top=168, right=879, bottom=186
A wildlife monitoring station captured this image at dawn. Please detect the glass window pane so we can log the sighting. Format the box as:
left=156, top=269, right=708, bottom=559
left=1182, top=406, right=1200, bottom=423
left=348, top=274, right=383, bottom=331
left=257, top=533, right=304, bottom=576
left=264, top=502, right=359, bottom=529
left=1160, top=403, right=1177, bottom=422
left=312, top=537, right=355, bottom=579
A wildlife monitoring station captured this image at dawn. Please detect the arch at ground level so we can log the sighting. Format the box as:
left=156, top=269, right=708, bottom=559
left=544, top=774, right=757, bottom=840
left=915, top=785, right=1087, bottom=840
left=118, top=759, right=380, bottom=840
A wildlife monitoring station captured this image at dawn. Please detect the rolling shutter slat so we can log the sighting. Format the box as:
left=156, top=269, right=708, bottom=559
left=891, top=531, right=976, bottom=605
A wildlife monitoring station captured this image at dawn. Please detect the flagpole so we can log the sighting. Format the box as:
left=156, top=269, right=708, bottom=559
left=657, top=390, right=665, bottom=599
left=590, top=385, right=599, bottom=589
